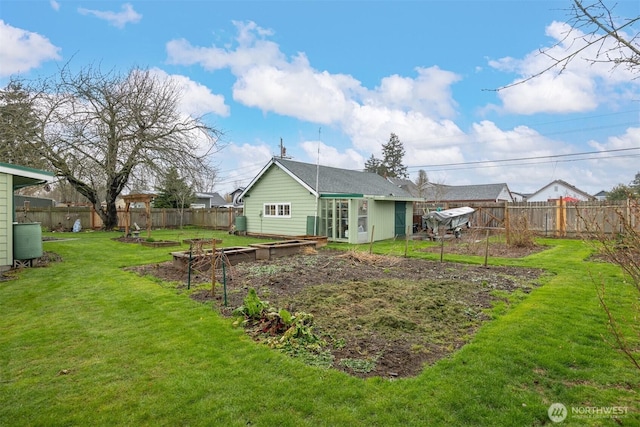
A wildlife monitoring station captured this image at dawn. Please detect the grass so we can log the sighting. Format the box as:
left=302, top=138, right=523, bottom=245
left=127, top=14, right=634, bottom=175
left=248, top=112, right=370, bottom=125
left=1, top=229, right=638, bottom=426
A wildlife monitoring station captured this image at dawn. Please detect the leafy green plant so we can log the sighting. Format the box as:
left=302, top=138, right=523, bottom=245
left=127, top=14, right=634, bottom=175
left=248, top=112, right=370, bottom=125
left=232, top=288, right=268, bottom=326
left=231, top=289, right=329, bottom=367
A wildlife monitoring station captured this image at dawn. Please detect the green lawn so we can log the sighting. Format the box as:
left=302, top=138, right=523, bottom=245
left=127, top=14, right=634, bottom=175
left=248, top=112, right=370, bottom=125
left=1, top=230, right=638, bottom=426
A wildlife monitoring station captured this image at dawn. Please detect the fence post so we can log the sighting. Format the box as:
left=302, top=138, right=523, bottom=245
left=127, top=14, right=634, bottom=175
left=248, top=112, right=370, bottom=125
left=556, top=197, right=566, bottom=237
left=504, top=201, right=510, bottom=245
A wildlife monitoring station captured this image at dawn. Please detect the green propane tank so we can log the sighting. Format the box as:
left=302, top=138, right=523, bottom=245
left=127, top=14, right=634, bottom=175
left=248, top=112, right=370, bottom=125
left=13, top=223, right=43, bottom=260
left=235, top=215, right=247, bottom=232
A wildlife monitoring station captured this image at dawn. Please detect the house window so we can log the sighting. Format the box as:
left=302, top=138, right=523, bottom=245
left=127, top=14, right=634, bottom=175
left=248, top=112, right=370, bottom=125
left=357, top=199, right=367, bottom=232
left=263, top=203, right=291, bottom=218
left=319, top=198, right=349, bottom=240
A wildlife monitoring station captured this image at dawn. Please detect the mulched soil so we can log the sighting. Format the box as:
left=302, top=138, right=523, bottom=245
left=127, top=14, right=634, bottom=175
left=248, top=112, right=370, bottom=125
left=1, top=251, right=63, bottom=281
left=126, top=238, right=546, bottom=378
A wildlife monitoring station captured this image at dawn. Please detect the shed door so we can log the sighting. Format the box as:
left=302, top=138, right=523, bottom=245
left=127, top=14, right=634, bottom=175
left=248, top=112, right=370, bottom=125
left=394, top=202, right=406, bottom=236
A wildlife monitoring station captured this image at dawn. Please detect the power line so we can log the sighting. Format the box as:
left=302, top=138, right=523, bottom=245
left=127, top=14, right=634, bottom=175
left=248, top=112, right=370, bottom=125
left=412, top=147, right=640, bottom=172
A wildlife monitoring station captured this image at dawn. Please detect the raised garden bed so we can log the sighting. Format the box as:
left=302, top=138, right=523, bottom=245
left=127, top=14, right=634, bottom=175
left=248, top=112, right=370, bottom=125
left=296, top=235, right=328, bottom=247
left=140, top=240, right=180, bottom=248
left=171, top=246, right=257, bottom=269
left=249, top=239, right=318, bottom=260
left=182, top=238, right=223, bottom=246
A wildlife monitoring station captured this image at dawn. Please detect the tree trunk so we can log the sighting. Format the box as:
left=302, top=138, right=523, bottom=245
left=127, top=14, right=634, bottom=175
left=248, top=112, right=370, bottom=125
left=102, top=201, right=119, bottom=230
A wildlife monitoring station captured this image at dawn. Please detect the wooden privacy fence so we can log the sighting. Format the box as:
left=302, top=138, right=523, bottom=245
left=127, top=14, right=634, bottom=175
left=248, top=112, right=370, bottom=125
left=16, top=200, right=637, bottom=237
left=15, top=206, right=243, bottom=232
left=415, top=199, right=638, bottom=237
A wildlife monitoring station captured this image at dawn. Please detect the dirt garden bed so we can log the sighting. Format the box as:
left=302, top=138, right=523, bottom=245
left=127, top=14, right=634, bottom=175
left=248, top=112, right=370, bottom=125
left=127, top=237, right=547, bottom=379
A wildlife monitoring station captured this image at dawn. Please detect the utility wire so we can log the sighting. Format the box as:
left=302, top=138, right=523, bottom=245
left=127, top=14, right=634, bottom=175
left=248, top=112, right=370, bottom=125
left=409, top=146, right=640, bottom=171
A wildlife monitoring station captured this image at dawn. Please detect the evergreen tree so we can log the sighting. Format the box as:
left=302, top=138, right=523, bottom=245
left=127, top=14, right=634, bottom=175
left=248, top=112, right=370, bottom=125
left=607, top=184, right=637, bottom=201
left=364, top=133, right=408, bottom=178
left=0, top=82, right=45, bottom=169
left=364, top=154, right=385, bottom=175
left=381, top=133, right=407, bottom=178
left=154, top=167, right=195, bottom=208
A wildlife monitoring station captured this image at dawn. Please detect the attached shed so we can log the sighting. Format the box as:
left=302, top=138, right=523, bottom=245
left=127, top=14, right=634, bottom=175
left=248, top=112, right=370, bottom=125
left=0, top=162, right=54, bottom=271
left=239, top=158, right=420, bottom=244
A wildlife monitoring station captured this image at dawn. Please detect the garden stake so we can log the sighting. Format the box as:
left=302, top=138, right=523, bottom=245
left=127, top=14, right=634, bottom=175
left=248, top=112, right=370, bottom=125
left=211, top=239, right=216, bottom=297
left=404, top=225, right=409, bottom=257
left=222, top=250, right=228, bottom=307
left=369, top=225, right=375, bottom=254
left=484, top=229, right=490, bottom=267
left=439, top=227, right=444, bottom=263
left=187, top=243, right=192, bottom=290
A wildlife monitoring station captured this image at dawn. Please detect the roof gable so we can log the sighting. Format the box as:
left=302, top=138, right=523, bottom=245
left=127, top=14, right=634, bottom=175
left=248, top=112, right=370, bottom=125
left=529, top=179, right=594, bottom=201
left=424, top=183, right=512, bottom=202
left=242, top=158, right=413, bottom=198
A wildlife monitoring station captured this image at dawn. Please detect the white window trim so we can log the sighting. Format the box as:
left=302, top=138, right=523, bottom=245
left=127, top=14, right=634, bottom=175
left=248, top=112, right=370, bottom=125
left=263, top=202, right=291, bottom=218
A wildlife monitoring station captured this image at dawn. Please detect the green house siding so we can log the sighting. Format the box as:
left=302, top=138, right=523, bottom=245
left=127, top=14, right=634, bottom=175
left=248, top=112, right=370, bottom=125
left=243, top=166, right=317, bottom=236
left=365, top=200, right=413, bottom=242
left=0, top=173, right=12, bottom=269
left=369, top=200, right=395, bottom=240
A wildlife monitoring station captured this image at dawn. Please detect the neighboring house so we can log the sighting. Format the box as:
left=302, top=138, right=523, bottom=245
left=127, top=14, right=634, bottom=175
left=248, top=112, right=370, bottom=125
left=239, top=158, right=420, bottom=243
left=0, top=162, right=54, bottom=271
left=527, top=180, right=595, bottom=202
left=422, top=183, right=514, bottom=204
left=594, top=190, right=608, bottom=201
left=14, top=195, right=56, bottom=209
left=192, top=192, right=228, bottom=208
left=510, top=192, right=528, bottom=202
left=229, top=187, right=245, bottom=207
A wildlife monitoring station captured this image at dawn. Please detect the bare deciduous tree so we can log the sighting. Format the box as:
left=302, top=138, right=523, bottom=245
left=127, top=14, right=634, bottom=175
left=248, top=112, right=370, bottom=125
left=7, top=65, right=222, bottom=230
left=578, top=200, right=640, bottom=371
left=495, top=0, right=639, bottom=90
left=414, top=169, right=429, bottom=198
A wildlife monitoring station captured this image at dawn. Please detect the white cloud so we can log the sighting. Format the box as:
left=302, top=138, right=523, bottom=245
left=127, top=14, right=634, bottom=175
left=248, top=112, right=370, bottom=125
left=166, top=21, right=286, bottom=74
left=149, top=68, right=230, bottom=118
left=496, top=72, right=597, bottom=114
left=78, top=3, right=141, bottom=28
left=370, top=66, right=461, bottom=119
left=470, top=120, right=558, bottom=153
left=299, top=141, right=365, bottom=171
left=50, top=0, right=60, bottom=11
left=233, top=64, right=357, bottom=124
left=490, top=21, right=640, bottom=115
left=344, top=105, right=466, bottom=157
left=216, top=142, right=274, bottom=192
left=0, top=20, right=61, bottom=78
left=167, top=20, right=463, bottom=163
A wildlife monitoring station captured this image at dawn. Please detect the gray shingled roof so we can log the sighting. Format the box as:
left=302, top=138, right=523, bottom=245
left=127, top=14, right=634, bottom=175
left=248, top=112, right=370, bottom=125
left=195, top=192, right=228, bottom=207
left=387, top=177, right=421, bottom=197
left=275, top=158, right=412, bottom=197
left=423, top=183, right=509, bottom=202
